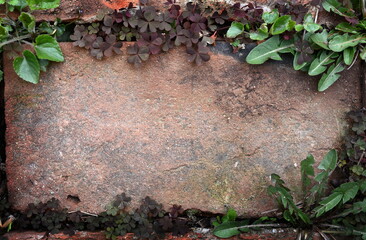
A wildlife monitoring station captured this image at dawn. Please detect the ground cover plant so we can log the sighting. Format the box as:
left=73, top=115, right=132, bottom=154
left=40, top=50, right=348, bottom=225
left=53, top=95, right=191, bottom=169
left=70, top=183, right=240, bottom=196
left=0, top=0, right=65, bottom=84
left=213, top=109, right=366, bottom=240
left=71, top=0, right=366, bottom=91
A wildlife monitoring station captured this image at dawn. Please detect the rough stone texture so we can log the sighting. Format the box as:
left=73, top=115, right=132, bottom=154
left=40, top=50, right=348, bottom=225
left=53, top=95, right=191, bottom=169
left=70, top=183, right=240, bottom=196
left=4, top=43, right=360, bottom=216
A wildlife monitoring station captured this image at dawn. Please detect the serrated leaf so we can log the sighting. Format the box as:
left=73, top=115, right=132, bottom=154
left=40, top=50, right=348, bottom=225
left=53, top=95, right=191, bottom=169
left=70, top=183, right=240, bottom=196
left=13, top=50, right=40, bottom=84
left=19, top=12, right=35, bottom=33
left=226, top=21, right=244, bottom=38
left=246, top=36, right=294, bottom=64
left=315, top=193, right=342, bottom=217
left=301, top=154, right=315, bottom=189
left=318, top=149, right=338, bottom=171
left=26, top=0, right=60, bottom=10
left=343, top=47, right=356, bottom=65
left=329, top=34, right=365, bottom=52
left=308, top=51, right=337, bottom=76
left=310, top=30, right=330, bottom=50
left=336, top=22, right=359, bottom=33
left=270, top=15, right=294, bottom=35
left=318, top=59, right=344, bottom=91
left=262, top=9, right=279, bottom=24
left=213, top=221, right=249, bottom=238
left=334, top=182, right=359, bottom=203
left=322, top=0, right=356, bottom=18
left=34, top=34, right=64, bottom=62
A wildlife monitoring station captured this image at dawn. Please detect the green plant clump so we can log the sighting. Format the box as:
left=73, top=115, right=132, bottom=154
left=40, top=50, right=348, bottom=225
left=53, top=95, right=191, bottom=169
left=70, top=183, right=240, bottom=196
left=213, top=148, right=366, bottom=239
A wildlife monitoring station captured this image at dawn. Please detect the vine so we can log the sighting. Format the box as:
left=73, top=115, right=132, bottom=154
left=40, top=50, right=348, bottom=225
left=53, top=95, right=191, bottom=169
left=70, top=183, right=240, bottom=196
left=0, top=0, right=65, bottom=84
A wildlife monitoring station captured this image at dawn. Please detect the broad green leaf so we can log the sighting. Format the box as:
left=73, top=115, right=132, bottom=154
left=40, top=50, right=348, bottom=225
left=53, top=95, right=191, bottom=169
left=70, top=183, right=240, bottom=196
left=318, top=149, right=338, bottom=171
left=26, top=0, right=60, bottom=10
left=318, top=59, right=345, bottom=91
left=343, top=47, right=356, bottom=65
left=360, top=180, right=366, bottom=193
left=270, top=15, right=294, bottom=35
left=310, top=30, right=330, bottom=50
left=262, top=9, right=279, bottom=24
left=34, top=34, right=64, bottom=62
left=322, top=0, right=356, bottom=18
left=13, top=50, right=40, bottom=84
left=336, top=22, right=359, bottom=33
left=249, top=23, right=269, bottom=41
left=19, top=12, right=35, bottom=33
left=246, top=36, right=294, bottom=64
left=227, top=22, right=244, bottom=38
left=315, top=192, right=342, bottom=217
left=329, top=34, right=365, bottom=52
left=0, top=25, right=8, bottom=40
left=213, top=221, right=249, bottom=238
left=308, top=51, right=338, bottom=76
left=303, top=14, right=321, bottom=33
left=301, top=154, right=315, bottom=188
left=0, top=0, right=4, bottom=4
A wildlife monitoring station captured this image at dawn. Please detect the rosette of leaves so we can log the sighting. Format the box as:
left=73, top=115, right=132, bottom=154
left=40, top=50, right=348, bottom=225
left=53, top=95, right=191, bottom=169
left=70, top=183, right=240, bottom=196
left=0, top=0, right=64, bottom=83
left=90, top=35, right=123, bottom=60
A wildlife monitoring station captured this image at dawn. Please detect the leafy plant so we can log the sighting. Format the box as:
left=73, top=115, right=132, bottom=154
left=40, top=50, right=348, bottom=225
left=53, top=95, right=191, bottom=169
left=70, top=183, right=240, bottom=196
left=213, top=149, right=366, bottom=239
left=0, top=0, right=64, bottom=83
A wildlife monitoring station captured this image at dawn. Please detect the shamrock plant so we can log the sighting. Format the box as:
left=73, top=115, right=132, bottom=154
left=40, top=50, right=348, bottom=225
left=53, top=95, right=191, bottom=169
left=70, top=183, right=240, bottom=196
left=0, top=0, right=64, bottom=84
left=227, top=0, right=366, bottom=91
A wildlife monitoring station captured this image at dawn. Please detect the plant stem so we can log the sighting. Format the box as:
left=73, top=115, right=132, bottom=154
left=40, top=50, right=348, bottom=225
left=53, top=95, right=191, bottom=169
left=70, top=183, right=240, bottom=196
left=0, top=34, right=32, bottom=48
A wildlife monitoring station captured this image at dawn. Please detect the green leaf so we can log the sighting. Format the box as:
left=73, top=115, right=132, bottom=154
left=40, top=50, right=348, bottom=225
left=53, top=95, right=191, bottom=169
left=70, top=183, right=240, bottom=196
left=301, top=154, right=315, bottom=189
left=328, top=34, right=365, bottom=52
left=322, top=0, right=356, bottom=18
left=270, top=15, right=294, bottom=35
left=262, top=9, right=279, bottom=24
left=0, top=70, right=3, bottom=82
left=227, top=22, right=244, bottom=38
left=310, top=30, right=330, bottom=50
left=246, top=36, right=294, bottom=64
left=343, top=47, right=356, bottom=65
left=318, top=58, right=345, bottom=91
left=222, top=208, right=237, bottom=222
left=213, top=221, right=249, bottom=238
left=293, top=52, right=308, bottom=70
left=13, top=50, right=40, bottom=84
left=0, top=25, right=8, bottom=40
left=249, top=23, right=269, bottom=41
left=318, top=149, right=338, bottom=171
left=295, top=24, right=304, bottom=32
left=19, top=12, right=35, bottom=33
left=336, top=22, right=359, bottom=33
left=26, top=0, right=60, bottom=10
left=7, top=0, right=27, bottom=8
left=334, top=182, right=359, bottom=203
left=38, top=59, right=49, bottom=72
left=303, top=14, right=321, bottom=33
left=308, top=51, right=338, bottom=76
left=315, top=192, right=342, bottom=217
left=34, top=34, right=64, bottom=62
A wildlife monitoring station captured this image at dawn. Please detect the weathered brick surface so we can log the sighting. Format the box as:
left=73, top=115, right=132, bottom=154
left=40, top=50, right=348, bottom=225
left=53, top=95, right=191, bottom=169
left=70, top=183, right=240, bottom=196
left=4, top=43, right=360, bottom=216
